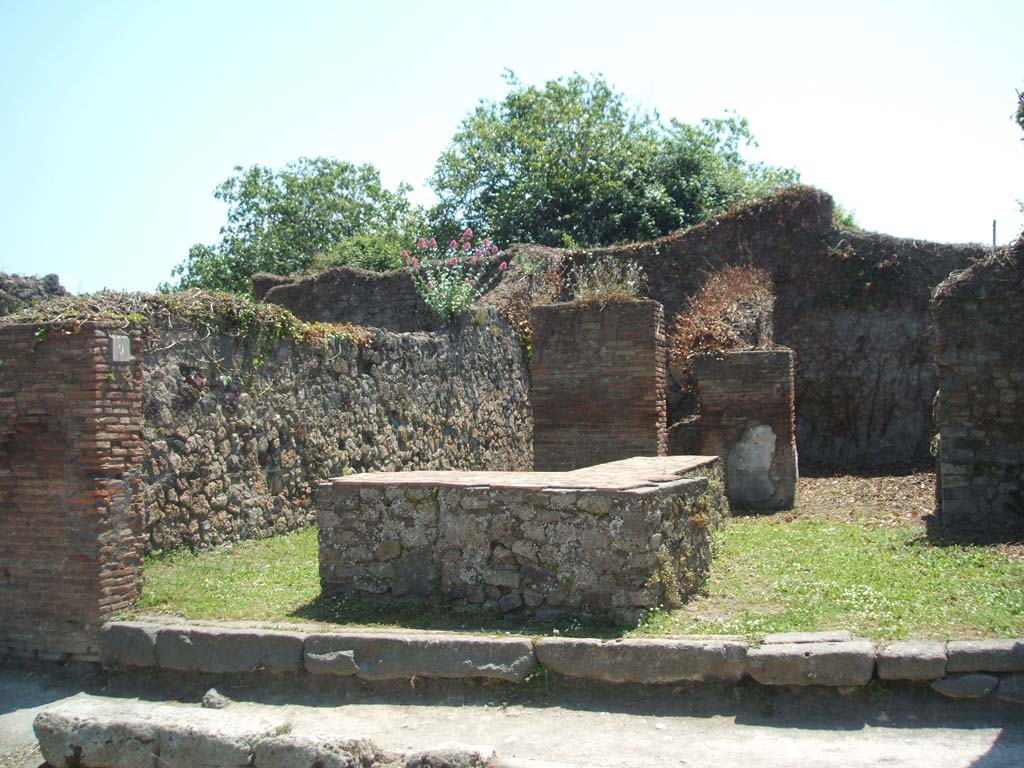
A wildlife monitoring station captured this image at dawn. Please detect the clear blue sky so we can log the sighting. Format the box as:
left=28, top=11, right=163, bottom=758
left=1, top=0, right=1021, bottom=294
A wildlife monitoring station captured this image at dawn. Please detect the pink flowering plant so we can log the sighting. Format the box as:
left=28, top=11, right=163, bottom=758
left=402, top=228, right=508, bottom=323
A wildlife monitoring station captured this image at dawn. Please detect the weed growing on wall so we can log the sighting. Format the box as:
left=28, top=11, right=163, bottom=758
left=405, top=229, right=508, bottom=323
left=567, top=253, right=646, bottom=305
left=669, top=265, right=774, bottom=391
left=3, top=290, right=368, bottom=364
left=490, top=246, right=567, bottom=358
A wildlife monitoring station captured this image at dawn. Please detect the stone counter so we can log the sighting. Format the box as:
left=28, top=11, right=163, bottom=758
left=316, top=456, right=726, bottom=625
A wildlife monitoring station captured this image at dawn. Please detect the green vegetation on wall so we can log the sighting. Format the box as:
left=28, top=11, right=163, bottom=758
left=2, top=289, right=366, bottom=351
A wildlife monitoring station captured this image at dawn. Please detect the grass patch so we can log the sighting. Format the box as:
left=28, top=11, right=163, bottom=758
left=133, top=526, right=613, bottom=637
left=136, top=527, right=321, bottom=622
left=131, top=471, right=1024, bottom=640
left=633, top=517, right=1024, bottom=640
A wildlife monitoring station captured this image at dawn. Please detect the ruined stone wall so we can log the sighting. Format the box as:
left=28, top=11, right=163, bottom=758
left=142, top=307, right=532, bottom=551
left=530, top=300, right=667, bottom=471
left=254, top=266, right=436, bottom=332
left=0, top=272, right=68, bottom=316
left=0, top=303, right=531, bottom=658
left=568, top=187, right=986, bottom=465
left=696, top=349, right=797, bottom=509
left=254, top=189, right=984, bottom=465
left=0, top=323, right=144, bottom=661
left=932, top=243, right=1024, bottom=533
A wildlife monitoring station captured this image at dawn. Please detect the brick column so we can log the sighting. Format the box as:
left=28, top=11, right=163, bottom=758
left=0, top=322, right=144, bottom=661
left=530, top=300, right=667, bottom=471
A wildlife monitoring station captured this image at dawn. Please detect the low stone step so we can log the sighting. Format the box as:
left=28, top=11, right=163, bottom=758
left=34, top=698, right=496, bottom=768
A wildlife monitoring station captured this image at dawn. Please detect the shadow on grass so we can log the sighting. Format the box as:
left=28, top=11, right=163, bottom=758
left=799, top=461, right=935, bottom=479
left=922, top=514, right=1024, bottom=547
left=285, top=592, right=627, bottom=639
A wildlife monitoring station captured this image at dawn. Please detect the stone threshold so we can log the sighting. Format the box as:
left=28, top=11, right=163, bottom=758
left=35, top=699, right=513, bottom=768
left=100, top=621, right=1024, bottom=703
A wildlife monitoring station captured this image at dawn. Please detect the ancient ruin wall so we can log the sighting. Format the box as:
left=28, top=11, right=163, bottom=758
left=142, top=307, right=532, bottom=551
left=253, top=189, right=984, bottom=465
left=571, top=187, right=986, bottom=465
left=932, top=243, right=1024, bottom=533
left=0, top=272, right=68, bottom=316
left=0, top=323, right=145, bottom=661
left=0, top=304, right=531, bottom=659
left=530, top=300, right=667, bottom=471
left=254, top=266, right=437, bottom=332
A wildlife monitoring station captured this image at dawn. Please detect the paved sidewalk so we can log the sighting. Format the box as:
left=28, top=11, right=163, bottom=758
left=4, top=664, right=1024, bottom=768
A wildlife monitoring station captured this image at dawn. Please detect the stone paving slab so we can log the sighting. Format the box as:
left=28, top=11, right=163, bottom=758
left=320, top=456, right=716, bottom=493
left=931, top=674, right=1001, bottom=700
left=998, top=674, right=1024, bottom=704
left=19, top=685, right=1024, bottom=768
left=33, top=698, right=496, bottom=768
left=35, top=698, right=285, bottom=768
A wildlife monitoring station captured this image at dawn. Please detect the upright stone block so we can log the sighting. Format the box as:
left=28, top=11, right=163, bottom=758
left=696, top=348, right=797, bottom=509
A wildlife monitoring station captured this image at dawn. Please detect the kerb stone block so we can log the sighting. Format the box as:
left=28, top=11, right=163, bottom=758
left=746, top=640, right=876, bottom=687
left=876, top=640, right=947, bottom=681
left=304, top=632, right=537, bottom=682
left=155, top=626, right=305, bottom=674
left=946, top=640, right=1024, bottom=673
left=535, top=637, right=748, bottom=683
left=100, top=622, right=159, bottom=669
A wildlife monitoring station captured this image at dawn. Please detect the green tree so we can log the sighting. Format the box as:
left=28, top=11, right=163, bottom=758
left=1016, top=86, right=1024, bottom=137
left=656, top=115, right=800, bottom=228
left=430, top=72, right=799, bottom=248
left=172, top=157, right=423, bottom=294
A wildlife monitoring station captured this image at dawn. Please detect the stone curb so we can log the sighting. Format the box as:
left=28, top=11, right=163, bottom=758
left=102, top=622, right=536, bottom=683
left=535, top=637, right=747, bottom=684
left=100, top=622, right=1024, bottom=700
left=746, top=641, right=876, bottom=687
left=303, top=632, right=536, bottom=682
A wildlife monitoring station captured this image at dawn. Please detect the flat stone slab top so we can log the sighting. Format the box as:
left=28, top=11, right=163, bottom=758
left=322, top=455, right=717, bottom=493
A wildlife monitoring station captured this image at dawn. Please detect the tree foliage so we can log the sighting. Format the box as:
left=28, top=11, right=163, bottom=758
left=430, top=72, right=799, bottom=248
left=171, top=158, right=422, bottom=293
left=1016, top=86, right=1024, bottom=138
